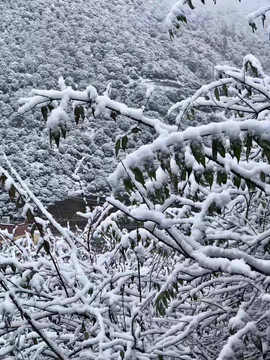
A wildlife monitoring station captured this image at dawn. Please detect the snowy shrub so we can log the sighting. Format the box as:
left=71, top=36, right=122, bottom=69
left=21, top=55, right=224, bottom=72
left=0, top=1, right=270, bottom=359
left=0, top=53, right=266, bottom=359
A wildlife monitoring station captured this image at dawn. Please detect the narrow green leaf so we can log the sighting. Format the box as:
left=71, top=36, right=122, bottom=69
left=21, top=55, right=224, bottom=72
left=222, top=84, right=228, bottom=96
left=251, top=336, right=263, bottom=352
left=43, top=240, right=50, bottom=255
left=131, top=127, right=140, bottom=133
left=181, top=168, right=187, bottom=181
left=11, top=264, right=16, bottom=274
left=187, top=0, right=195, bottom=9
left=204, top=169, right=214, bottom=187
left=61, top=125, right=67, bottom=139
left=26, top=210, right=35, bottom=223
left=123, top=178, right=134, bottom=193
left=231, top=139, right=242, bottom=163
left=30, top=224, right=37, bottom=240
left=115, top=139, right=121, bottom=157
left=233, top=176, right=241, bottom=188
left=122, top=136, right=128, bottom=151
left=74, top=107, right=80, bottom=125
left=110, top=112, right=117, bottom=121
left=133, top=168, right=145, bottom=186
left=1, top=175, right=7, bottom=187
left=41, top=107, right=48, bottom=123
left=177, top=14, right=187, bottom=23
left=194, top=171, right=202, bottom=184
left=214, top=87, right=220, bottom=101
left=79, top=106, right=85, bottom=121
left=217, top=171, right=227, bottom=185
left=16, top=196, right=25, bottom=209
left=260, top=172, right=266, bottom=183
left=54, top=134, right=60, bottom=148
left=245, top=133, right=252, bottom=161
left=9, top=185, right=16, bottom=199
left=190, top=142, right=205, bottom=167
left=215, top=138, right=226, bottom=158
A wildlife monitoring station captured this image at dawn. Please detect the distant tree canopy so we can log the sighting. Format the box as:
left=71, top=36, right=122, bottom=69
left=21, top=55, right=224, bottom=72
left=167, top=0, right=270, bottom=37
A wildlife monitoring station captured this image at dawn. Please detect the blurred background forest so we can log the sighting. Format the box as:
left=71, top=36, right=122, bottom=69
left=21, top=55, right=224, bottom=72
left=0, top=0, right=269, bottom=218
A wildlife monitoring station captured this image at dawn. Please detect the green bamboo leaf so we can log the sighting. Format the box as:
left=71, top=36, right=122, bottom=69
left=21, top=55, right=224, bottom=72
left=123, top=178, right=134, bottom=193
left=131, top=127, right=140, bottom=133
left=147, top=168, right=156, bottom=181
left=187, top=0, right=195, bottom=9
left=212, top=138, right=218, bottom=160
left=41, top=107, right=48, bottom=123
left=122, top=135, right=128, bottom=151
left=222, top=84, right=228, bottom=96
left=133, top=168, right=145, bottom=186
left=26, top=209, right=35, bottom=223
left=236, top=351, right=244, bottom=360
left=230, top=139, right=242, bottom=163
left=194, top=171, right=202, bottom=184
left=11, top=264, right=16, bottom=274
left=54, top=133, right=60, bottom=148
left=1, top=175, right=7, bottom=187
left=110, top=112, right=117, bottom=121
left=217, top=171, right=227, bottom=185
left=115, top=139, right=121, bottom=157
left=204, top=169, right=214, bottom=187
left=233, top=175, right=241, bottom=188
left=260, top=171, right=266, bottom=183
left=214, top=87, right=220, bottom=101
left=79, top=106, right=85, bottom=121
left=162, top=294, right=168, bottom=308
left=16, top=196, right=25, bottom=209
left=245, top=133, right=252, bottom=161
left=61, top=125, right=67, bottom=139
left=43, top=240, right=50, bottom=255
left=30, top=224, right=36, bottom=240
left=212, top=138, right=226, bottom=158
left=177, top=14, right=187, bottom=23
left=251, top=64, right=258, bottom=77
left=251, top=335, right=263, bottom=352
left=181, top=167, right=187, bottom=181
left=190, top=142, right=205, bottom=167
left=74, top=107, right=80, bottom=125
left=9, top=184, right=16, bottom=199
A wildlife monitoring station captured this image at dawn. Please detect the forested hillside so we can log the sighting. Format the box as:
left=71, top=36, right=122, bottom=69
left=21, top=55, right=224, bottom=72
left=0, top=0, right=269, bottom=213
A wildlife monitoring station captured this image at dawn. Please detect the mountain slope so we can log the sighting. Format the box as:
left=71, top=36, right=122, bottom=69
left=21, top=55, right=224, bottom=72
left=0, top=0, right=269, bottom=217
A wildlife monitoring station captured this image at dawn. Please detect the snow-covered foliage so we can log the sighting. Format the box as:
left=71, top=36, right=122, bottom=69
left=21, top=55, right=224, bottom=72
left=1, top=1, right=270, bottom=358
left=0, top=54, right=268, bottom=359
left=0, top=0, right=269, bottom=210
left=167, top=0, right=270, bottom=37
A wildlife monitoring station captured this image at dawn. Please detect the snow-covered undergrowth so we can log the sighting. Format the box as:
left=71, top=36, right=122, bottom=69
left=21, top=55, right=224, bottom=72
left=0, top=53, right=269, bottom=359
